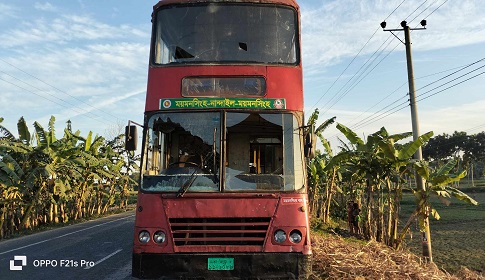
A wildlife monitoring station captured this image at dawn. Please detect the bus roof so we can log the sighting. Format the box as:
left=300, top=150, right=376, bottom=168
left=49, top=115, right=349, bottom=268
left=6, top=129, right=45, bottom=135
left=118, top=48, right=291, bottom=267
left=154, top=0, right=299, bottom=10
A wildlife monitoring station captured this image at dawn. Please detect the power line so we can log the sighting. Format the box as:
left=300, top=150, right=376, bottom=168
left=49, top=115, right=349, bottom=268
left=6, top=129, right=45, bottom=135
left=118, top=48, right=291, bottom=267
left=347, top=58, right=485, bottom=130
left=307, top=28, right=383, bottom=114
left=306, top=0, right=409, bottom=115
left=352, top=99, right=409, bottom=130
left=406, top=0, right=437, bottom=26
left=319, top=0, right=476, bottom=150
left=306, top=0, right=454, bottom=132
left=353, top=66, right=484, bottom=130
left=323, top=0, right=470, bottom=137
left=385, top=0, right=409, bottom=21
left=424, top=0, right=449, bottom=19
left=464, top=123, right=485, bottom=134
left=321, top=41, right=402, bottom=116
left=347, top=81, right=408, bottom=123
left=317, top=0, right=436, bottom=116
left=349, top=94, right=408, bottom=129
left=415, top=58, right=485, bottom=93
left=352, top=65, right=484, bottom=130
left=0, top=70, right=106, bottom=120
left=318, top=37, right=394, bottom=114
left=0, top=58, right=123, bottom=122
left=0, top=76, right=112, bottom=126
left=345, top=63, right=471, bottom=128
left=321, top=58, right=485, bottom=145
left=417, top=70, right=485, bottom=103
left=404, top=0, right=429, bottom=23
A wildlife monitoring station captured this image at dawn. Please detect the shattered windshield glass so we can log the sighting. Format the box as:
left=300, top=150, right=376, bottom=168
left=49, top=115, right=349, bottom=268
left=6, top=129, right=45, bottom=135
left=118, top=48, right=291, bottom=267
left=142, top=112, right=220, bottom=192
left=224, top=112, right=304, bottom=191
left=141, top=112, right=304, bottom=193
left=153, top=3, right=298, bottom=64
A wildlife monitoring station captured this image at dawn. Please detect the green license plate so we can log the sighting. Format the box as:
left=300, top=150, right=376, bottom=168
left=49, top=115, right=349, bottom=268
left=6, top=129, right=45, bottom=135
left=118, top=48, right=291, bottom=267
left=207, top=258, right=234, bottom=270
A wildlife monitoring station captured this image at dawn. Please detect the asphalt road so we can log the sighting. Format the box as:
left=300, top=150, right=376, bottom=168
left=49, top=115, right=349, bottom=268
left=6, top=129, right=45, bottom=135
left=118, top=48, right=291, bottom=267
left=0, top=210, right=137, bottom=280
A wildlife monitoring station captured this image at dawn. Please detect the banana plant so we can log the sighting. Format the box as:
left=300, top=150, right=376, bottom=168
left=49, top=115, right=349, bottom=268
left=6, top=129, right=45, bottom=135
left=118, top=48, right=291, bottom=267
left=305, top=109, right=337, bottom=223
left=0, top=117, right=15, bottom=141
left=415, top=159, right=478, bottom=216
left=328, top=123, right=433, bottom=242
left=395, top=159, right=478, bottom=249
left=1, top=115, right=139, bottom=238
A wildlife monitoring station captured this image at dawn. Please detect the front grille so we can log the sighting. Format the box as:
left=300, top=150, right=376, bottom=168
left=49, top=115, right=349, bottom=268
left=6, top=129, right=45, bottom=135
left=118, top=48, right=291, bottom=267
left=169, top=217, right=271, bottom=246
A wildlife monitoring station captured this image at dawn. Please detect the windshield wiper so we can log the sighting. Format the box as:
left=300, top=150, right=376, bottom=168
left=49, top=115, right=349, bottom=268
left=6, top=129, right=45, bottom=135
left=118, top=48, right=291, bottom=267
left=176, top=169, right=198, bottom=198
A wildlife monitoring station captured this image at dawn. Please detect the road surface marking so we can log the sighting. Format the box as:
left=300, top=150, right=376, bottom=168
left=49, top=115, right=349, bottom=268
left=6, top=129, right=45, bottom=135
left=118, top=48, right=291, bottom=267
left=85, top=249, right=123, bottom=270
left=0, top=214, right=134, bottom=255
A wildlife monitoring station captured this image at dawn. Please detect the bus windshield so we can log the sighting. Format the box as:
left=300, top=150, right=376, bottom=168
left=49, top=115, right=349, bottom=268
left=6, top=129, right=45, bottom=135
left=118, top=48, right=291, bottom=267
left=153, top=3, right=298, bottom=65
left=141, top=112, right=304, bottom=193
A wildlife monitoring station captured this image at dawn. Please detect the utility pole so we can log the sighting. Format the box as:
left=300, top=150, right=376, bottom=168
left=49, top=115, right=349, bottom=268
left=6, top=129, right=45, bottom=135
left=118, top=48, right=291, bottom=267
left=380, top=20, right=432, bottom=263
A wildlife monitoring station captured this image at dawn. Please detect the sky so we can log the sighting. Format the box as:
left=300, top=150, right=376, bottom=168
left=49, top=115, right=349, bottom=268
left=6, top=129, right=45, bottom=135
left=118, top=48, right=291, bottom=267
left=0, top=0, right=484, bottom=149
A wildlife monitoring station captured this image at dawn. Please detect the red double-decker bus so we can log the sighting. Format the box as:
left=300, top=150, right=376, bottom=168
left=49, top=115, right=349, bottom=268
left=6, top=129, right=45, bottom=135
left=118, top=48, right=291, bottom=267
left=127, top=0, right=314, bottom=278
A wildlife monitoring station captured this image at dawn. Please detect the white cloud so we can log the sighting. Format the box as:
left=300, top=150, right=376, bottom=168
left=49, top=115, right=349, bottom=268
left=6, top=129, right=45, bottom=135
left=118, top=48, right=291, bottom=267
left=1, top=0, right=483, bottom=144
left=3, top=41, right=149, bottom=97
left=311, top=97, right=485, bottom=151
left=0, top=4, right=17, bottom=21
left=0, top=3, right=152, bottom=139
left=34, top=2, right=58, bottom=12
left=0, top=14, right=148, bottom=48
left=46, top=88, right=146, bottom=123
left=300, top=0, right=485, bottom=70
left=420, top=99, right=485, bottom=135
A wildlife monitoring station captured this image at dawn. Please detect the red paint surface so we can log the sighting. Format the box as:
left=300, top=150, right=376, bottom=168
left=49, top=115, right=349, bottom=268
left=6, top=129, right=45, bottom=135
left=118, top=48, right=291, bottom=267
left=133, top=193, right=311, bottom=255
left=145, top=65, right=303, bottom=112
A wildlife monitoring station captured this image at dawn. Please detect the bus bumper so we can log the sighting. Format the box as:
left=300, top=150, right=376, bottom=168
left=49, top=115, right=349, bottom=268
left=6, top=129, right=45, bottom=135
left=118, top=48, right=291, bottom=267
left=132, top=252, right=312, bottom=279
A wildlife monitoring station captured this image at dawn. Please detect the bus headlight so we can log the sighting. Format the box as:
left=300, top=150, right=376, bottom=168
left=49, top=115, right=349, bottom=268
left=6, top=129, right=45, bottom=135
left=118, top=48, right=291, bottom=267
left=138, top=230, right=150, bottom=244
left=153, top=231, right=166, bottom=244
left=289, top=230, right=302, bottom=243
left=274, top=230, right=286, bottom=243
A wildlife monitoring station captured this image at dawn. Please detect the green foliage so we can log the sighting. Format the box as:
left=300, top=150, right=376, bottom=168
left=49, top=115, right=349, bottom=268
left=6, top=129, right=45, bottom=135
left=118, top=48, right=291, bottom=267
left=423, top=131, right=485, bottom=179
left=413, top=159, right=477, bottom=206
left=0, top=116, right=139, bottom=238
left=306, top=110, right=339, bottom=224
left=308, top=119, right=479, bottom=253
left=397, top=131, right=433, bottom=160
left=0, top=118, right=15, bottom=141
left=17, top=117, right=31, bottom=144
left=336, top=123, right=364, bottom=146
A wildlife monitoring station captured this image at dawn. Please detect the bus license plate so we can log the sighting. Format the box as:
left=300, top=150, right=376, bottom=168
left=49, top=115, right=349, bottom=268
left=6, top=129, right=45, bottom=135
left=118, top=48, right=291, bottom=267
left=207, top=258, right=234, bottom=270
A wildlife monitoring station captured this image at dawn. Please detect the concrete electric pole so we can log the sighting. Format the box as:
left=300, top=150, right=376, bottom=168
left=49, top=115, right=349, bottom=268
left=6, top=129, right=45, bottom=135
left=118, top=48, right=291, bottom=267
left=380, top=20, right=432, bottom=262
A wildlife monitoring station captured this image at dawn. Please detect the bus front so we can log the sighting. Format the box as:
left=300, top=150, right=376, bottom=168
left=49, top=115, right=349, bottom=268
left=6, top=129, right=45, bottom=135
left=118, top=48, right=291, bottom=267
left=132, top=1, right=312, bottom=279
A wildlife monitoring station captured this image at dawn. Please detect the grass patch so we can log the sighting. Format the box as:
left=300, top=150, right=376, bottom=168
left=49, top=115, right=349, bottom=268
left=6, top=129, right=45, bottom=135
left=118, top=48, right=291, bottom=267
left=400, top=192, right=485, bottom=273
left=311, top=217, right=367, bottom=246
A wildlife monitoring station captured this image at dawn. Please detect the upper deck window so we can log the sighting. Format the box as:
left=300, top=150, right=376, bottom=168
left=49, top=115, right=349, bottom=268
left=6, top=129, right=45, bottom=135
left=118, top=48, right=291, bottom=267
left=182, top=76, right=266, bottom=97
left=153, top=3, right=298, bottom=65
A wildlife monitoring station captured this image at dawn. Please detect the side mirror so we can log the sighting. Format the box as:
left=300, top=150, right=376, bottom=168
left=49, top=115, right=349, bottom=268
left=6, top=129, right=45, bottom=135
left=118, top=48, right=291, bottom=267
left=304, top=129, right=316, bottom=159
left=125, top=125, right=137, bottom=151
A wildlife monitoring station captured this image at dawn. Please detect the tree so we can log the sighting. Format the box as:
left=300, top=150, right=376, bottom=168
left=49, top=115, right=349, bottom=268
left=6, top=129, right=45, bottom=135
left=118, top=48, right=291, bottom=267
left=306, top=109, right=336, bottom=223
left=424, top=131, right=485, bottom=185
left=395, top=159, right=478, bottom=249
left=0, top=116, right=139, bottom=238
left=328, top=123, right=432, bottom=244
